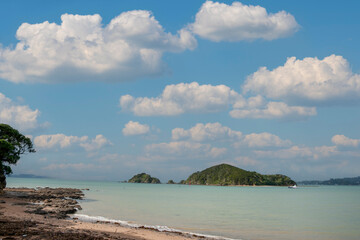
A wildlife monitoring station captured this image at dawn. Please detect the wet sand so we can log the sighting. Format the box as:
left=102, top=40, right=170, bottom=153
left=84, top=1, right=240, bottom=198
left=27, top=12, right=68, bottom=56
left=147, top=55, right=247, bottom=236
left=0, top=188, right=200, bottom=240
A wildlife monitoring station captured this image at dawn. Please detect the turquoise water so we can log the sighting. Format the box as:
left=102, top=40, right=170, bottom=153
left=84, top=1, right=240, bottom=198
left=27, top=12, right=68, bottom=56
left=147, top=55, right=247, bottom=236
left=7, top=177, right=360, bottom=240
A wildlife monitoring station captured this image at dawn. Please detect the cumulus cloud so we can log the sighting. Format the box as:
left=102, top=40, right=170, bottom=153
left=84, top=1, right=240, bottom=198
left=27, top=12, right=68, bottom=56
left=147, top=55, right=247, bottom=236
left=145, top=141, right=226, bottom=159
left=230, top=101, right=317, bottom=120
left=254, top=145, right=338, bottom=160
left=210, top=147, right=228, bottom=158
left=34, top=133, right=111, bottom=151
left=172, top=122, right=242, bottom=141
left=80, top=134, right=112, bottom=151
left=243, top=55, right=360, bottom=105
left=239, top=132, right=291, bottom=148
left=332, top=135, right=360, bottom=147
left=171, top=122, right=289, bottom=149
left=120, top=82, right=239, bottom=116
left=190, top=1, right=299, bottom=42
left=34, top=134, right=88, bottom=149
left=0, top=92, right=45, bottom=131
left=0, top=11, right=196, bottom=83
left=122, top=121, right=150, bottom=136
left=120, top=81, right=317, bottom=120
left=119, top=55, right=360, bottom=120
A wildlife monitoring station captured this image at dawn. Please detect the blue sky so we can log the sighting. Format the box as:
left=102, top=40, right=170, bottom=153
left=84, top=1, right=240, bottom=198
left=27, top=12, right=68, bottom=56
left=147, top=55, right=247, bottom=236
left=1, top=0, right=360, bottom=182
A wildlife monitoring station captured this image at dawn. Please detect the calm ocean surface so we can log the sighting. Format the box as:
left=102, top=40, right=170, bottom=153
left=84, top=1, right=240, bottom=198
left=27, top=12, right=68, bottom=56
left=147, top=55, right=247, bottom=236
left=7, top=177, right=360, bottom=240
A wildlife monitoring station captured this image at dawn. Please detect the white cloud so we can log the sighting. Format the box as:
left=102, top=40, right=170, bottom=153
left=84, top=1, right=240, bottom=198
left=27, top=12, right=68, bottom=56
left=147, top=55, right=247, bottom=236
left=332, top=135, right=360, bottom=147
left=34, top=134, right=88, bottom=149
left=230, top=101, right=317, bottom=120
left=172, top=122, right=289, bottom=148
left=122, top=121, right=150, bottom=136
left=209, top=147, right=227, bottom=158
left=243, top=55, right=360, bottom=105
left=80, top=134, right=112, bottom=151
left=0, top=11, right=196, bottom=83
left=254, top=145, right=338, bottom=160
left=313, top=146, right=339, bottom=159
left=239, top=132, right=291, bottom=148
left=34, top=133, right=111, bottom=151
left=120, top=82, right=317, bottom=120
left=0, top=92, right=45, bottom=132
left=172, top=122, right=242, bottom=141
left=145, top=141, right=225, bottom=159
left=120, top=82, right=239, bottom=116
left=119, top=55, right=360, bottom=121
left=190, top=1, right=299, bottom=42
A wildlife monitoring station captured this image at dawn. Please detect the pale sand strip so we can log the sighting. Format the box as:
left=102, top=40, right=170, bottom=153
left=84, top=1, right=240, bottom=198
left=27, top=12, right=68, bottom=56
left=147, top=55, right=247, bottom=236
left=70, top=221, right=196, bottom=240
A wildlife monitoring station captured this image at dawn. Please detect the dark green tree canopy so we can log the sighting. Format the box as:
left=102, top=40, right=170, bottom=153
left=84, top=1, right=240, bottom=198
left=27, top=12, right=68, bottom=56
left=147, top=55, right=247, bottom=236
left=184, top=164, right=296, bottom=186
left=0, top=124, right=35, bottom=175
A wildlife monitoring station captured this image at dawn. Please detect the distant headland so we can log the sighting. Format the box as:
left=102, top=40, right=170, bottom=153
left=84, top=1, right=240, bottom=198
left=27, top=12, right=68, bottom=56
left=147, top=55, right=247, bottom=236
left=9, top=174, right=49, bottom=179
left=298, top=176, right=360, bottom=185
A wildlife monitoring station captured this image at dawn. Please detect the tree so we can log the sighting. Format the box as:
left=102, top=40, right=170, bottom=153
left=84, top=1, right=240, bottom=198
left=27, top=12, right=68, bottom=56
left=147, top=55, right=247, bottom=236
left=0, top=124, right=35, bottom=190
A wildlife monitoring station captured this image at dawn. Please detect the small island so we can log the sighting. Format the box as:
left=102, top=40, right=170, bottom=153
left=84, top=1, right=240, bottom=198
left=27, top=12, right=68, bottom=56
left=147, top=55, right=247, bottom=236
left=183, top=164, right=296, bottom=186
left=128, top=173, right=161, bottom=184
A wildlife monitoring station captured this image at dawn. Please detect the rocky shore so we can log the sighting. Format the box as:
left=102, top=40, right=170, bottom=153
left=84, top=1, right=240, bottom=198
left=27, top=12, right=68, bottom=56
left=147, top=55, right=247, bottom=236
left=0, top=187, right=195, bottom=240
left=7, top=187, right=84, bottom=219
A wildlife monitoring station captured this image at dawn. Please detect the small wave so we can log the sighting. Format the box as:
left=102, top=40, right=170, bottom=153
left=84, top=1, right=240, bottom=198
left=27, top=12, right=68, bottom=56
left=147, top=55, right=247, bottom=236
left=71, top=214, right=237, bottom=240
left=78, top=198, right=97, bottom=203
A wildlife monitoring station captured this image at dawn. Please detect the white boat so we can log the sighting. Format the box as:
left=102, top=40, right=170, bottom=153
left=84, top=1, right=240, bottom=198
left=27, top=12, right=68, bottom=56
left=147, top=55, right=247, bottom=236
left=288, top=185, right=297, bottom=189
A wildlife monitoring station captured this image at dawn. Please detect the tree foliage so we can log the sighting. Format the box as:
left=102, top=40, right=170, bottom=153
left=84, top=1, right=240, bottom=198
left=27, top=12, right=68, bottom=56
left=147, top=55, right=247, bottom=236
left=128, top=173, right=161, bottom=184
left=184, top=164, right=296, bottom=186
left=0, top=124, right=35, bottom=175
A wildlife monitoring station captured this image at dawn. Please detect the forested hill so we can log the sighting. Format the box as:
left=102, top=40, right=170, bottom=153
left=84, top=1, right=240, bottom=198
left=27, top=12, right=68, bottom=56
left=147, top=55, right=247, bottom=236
left=183, top=164, right=296, bottom=186
left=128, top=173, right=161, bottom=184
left=298, top=176, right=360, bottom=185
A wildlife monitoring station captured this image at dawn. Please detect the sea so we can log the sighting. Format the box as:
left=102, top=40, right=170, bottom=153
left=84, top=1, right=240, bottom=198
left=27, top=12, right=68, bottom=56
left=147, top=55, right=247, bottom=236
left=7, top=177, right=360, bottom=240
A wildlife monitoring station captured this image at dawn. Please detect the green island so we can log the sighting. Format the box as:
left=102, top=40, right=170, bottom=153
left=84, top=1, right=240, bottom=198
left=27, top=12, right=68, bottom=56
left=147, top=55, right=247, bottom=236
left=167, top=180, right=175, bottom=184
left=182, top=164, right=296, bottom=186
left=128, top=173, right=161, bottom=184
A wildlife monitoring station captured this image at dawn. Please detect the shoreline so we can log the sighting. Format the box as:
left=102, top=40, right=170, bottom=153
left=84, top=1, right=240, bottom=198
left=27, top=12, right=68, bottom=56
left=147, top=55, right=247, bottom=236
left=0, top=187, right=215, bottom=240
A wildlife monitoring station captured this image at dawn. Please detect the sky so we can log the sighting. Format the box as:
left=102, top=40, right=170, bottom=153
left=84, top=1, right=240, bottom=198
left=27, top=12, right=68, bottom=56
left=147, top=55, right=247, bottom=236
left=1, top=0, right=360, bottom=182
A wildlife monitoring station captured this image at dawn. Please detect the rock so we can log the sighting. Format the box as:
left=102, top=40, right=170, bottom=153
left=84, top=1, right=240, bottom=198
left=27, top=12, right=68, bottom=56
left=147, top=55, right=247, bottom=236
left=9, top=187, right=86, bottom=219
left=26, top=208, right=48, bottom=215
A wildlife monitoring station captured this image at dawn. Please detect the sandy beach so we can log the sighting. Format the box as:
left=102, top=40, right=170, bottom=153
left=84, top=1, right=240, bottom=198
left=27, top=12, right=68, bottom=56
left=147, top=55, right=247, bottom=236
left=0, top=188, right=200, bottom=240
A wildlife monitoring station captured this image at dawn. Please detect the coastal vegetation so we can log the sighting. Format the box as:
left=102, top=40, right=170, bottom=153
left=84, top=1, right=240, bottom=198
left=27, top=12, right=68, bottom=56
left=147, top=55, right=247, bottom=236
left=0, top=124, right=35, bottom=191
left=167, top=180, right=175, bottom=184
left=128, top=173, right=161, bottom=184
left=183, top=164, right=296, bottom=186
left=298, top=176, right=360, bottom=185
